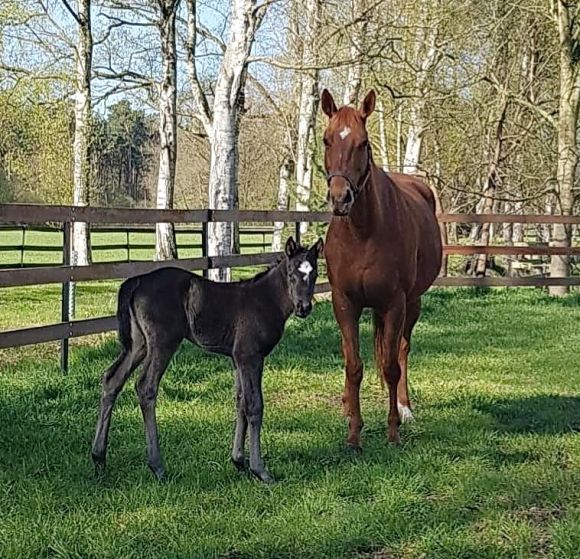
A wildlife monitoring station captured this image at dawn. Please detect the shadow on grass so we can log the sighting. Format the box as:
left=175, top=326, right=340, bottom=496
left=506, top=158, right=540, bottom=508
left=473, top=395, right=580, bottom=434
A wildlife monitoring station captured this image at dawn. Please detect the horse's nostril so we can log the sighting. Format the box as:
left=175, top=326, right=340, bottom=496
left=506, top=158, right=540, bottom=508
left=344, top=189, right=353, bottom=205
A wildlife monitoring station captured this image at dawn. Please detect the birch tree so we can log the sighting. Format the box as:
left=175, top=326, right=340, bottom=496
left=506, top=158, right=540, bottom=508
left=65, top=0, right=93, bottom=265
left=154, top=0, right=180, bottom=260
left=402, top=0, right=440, bottom=174
left=186, top=0, right=261, bottom=281
left=295, top=0, right=321, bottom=233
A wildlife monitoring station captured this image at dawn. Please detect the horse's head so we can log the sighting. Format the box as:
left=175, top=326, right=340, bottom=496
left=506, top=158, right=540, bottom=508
left=321, top=89, right=376, bottom=216
left=284, top=236, right=324, bottom=318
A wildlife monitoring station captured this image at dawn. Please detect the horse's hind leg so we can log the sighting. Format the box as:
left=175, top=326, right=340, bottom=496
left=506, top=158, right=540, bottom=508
left=92, top=342, right=145, bottom=472
left=397, top=299, right=421, bottom=423
left=135, top=341, right=178, bottom=481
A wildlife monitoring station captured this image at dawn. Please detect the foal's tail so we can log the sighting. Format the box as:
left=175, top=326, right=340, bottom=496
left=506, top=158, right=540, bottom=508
left=117, top=277, right=140, bottom=350
left=373, top=312, right=385, bottom=388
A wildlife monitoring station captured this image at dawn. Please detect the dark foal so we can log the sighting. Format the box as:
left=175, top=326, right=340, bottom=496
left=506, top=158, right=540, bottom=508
left=321, top=89, right=442, bottom=449
left=91, top=237, right=323, bottom=483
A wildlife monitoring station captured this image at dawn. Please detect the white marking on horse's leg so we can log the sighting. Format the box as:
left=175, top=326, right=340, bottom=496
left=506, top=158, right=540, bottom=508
left=339, top=126, right=351, bottom=140
left=298, top=261, right=313, bottom=282
left=398, top=402, right=414, bottom=423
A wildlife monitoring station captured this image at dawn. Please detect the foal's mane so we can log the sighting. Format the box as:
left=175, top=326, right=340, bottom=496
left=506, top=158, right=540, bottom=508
left=240, top=247, right=308, bottom=285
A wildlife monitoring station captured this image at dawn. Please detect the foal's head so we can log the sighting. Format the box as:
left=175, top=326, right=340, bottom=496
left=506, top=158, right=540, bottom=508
left=320, top=88, right=376, bottom=216
left=284, top=236, right=324, bottom=318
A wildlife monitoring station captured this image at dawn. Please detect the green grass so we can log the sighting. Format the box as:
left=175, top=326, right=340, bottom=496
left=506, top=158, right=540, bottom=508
left=0, top=229, right=274, bottom=266
left=1, top=289, right=580, bottom=558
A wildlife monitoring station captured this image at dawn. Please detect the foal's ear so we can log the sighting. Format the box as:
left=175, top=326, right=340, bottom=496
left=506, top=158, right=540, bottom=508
left=311, top=237, right=324, bottom=258
left=285, top=236, right=298, bottom=258
left=321, top=89, right=338, bottom=118
left=360, top=90, right=376, bottom=120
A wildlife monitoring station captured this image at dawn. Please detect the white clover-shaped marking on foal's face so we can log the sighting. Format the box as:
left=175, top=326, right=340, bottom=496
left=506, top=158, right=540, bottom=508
left=298, top=260, right=313, bottom=282
left=339, top=126, right=351, bottom=140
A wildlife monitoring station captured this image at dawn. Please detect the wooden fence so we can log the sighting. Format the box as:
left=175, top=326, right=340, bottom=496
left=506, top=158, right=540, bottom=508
left=1, top=204, right=580, bottom=369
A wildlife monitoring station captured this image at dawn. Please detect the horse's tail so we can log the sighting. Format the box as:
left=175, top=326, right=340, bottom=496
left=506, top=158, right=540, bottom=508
left=116, top=276, right=140, bottom=351
left=373, top=312, right=385, bottom=387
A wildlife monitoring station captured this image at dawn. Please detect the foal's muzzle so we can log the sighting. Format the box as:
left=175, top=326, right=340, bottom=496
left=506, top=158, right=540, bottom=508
left=295, top=301, right=312, bottom=318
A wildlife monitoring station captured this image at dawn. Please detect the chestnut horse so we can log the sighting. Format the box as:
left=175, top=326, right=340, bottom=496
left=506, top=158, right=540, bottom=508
left=322, top=89, right=442, bottom=449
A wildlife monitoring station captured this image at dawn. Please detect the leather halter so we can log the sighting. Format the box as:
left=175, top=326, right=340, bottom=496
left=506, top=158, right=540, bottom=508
left=325, top=143, right=373, bottom=197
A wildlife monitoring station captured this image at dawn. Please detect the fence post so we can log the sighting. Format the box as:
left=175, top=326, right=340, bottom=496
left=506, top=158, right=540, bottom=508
left=126, top=229, right=130, bottom=262
left=20, top=225, right=26, bottom=268
left=201, top=221, right=209, bottom=279
left=60, top=221, right=73, bottom=373
left=295, top=221, right=301, bottom=246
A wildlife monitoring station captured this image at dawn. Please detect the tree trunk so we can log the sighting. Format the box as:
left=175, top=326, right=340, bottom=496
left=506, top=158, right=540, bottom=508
left=206, top=0, right=258, bottom=281
left=402, top=4, right=438, bottom=175
left=549, top=0, right=580, bottom=295
left=295, top=0, right=320, bottom=234
left=272, top=155, right=293, bottom=252
left=343, top=0, right=367, bottom=106
left=474, top=98, right=508, bottom=277
left=377, top=97, right=390, bottom=171
left=155, top=0, right=179, bottom=261
left=72, top=0, right=93, bottom=266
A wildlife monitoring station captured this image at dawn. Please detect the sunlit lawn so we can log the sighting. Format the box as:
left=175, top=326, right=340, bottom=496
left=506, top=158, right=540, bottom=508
left=1, top=288, right=579, bottom=558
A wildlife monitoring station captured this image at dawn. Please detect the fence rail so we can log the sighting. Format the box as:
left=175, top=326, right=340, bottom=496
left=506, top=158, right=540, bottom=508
left=1, top=203, right=579, bottom=361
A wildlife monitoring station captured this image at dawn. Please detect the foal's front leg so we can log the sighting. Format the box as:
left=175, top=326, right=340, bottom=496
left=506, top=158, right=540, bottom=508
left=231, top=368, right=248, bottom=470
left=234, top=352, right=273, bottom=483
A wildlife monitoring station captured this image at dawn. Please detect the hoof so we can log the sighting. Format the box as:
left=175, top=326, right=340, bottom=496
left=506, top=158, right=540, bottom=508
left=148, top=463, right=166, bottom=482
left=345, top=442, right=362, bottom=454
left=231, top=456, right=249, bottom=471
left=397, top=403, right=415, bottom=423
left=91, top=452, right=106, bottom=476
left=251, top=468, right=275, bottom=484
left=388, top=430, right=401, bottom=446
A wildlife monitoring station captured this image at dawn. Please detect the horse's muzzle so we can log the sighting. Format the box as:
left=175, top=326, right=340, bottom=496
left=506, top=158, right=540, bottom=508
left=329, top=186, right=354, bottom=216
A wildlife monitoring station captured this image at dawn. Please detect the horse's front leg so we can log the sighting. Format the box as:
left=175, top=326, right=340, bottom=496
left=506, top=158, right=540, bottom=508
left=234, top=352, right=273, bottom=483
left=378, top=292, right=406, bottom=444
left=332, top=293, right=363, bottom=450
left=231, top=367, right=248, bottom=470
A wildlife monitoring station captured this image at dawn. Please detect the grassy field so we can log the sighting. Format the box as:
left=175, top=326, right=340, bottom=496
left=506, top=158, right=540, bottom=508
left=1, top=288, right=579, bottom=558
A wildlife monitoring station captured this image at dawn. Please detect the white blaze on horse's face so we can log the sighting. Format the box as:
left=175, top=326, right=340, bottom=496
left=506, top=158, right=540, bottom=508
left=298, top=260, right=313, bottom=282
left=339, top=126, right=351, bottom=140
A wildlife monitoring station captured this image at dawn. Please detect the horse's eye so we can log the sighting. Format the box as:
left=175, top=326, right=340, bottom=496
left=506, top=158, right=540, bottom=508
left=360, top=140, right=368, bottom=148
left=323, top=137, right=330, bottom=147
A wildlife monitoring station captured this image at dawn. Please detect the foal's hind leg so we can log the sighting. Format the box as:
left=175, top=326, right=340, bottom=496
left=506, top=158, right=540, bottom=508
left=397, top=299, right=421, bottom=423
left=92, top=343, right=145, bottom=472
left=135, top=341, right=178, bottom=481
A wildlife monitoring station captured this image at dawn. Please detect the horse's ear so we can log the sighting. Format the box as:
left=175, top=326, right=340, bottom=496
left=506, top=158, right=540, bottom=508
left=312, top=237, right=324, bottom=258
left=285, top=236, right=297, bottom=258
left=321, top=89, right=337, bottom=118
left=360, top=90, right=376, bottom=120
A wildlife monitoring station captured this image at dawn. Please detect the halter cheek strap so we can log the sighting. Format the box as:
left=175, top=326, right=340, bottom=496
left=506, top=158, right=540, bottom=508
left=325, top=143, right=373, bottom=196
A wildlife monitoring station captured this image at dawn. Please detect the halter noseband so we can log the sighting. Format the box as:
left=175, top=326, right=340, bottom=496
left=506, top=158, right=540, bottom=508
left=325, top=143, right=373, bottom=196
